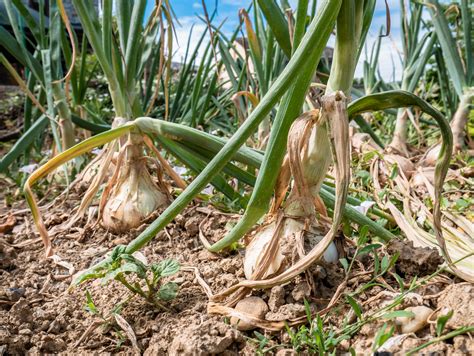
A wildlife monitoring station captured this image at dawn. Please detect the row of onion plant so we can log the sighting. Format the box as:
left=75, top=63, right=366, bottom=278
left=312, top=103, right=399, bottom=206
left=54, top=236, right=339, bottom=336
left=18, top=0, right=454, bottom=296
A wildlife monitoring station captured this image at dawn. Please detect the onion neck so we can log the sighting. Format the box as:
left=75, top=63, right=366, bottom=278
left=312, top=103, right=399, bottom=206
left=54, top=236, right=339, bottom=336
left=284, top=0, right=364, bottom=218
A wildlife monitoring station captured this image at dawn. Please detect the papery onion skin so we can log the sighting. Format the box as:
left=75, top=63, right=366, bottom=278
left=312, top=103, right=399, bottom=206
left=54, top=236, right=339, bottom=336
left=102, top=144, right=169, bottom=233
left=244, top=218, right=338, bottom=280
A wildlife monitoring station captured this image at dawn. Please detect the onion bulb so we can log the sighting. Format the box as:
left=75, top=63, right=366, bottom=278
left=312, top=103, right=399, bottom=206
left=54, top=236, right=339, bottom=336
left=102, top=142, right=169, bottom=232
left=243, top=217, right=338, bottom=280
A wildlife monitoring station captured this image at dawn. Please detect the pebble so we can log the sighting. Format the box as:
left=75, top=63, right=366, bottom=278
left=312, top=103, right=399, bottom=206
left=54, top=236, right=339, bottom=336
left=4, top=287, right=25, bottom=302
left=395, top=306, right=433, bottom=334
left=230, top=296, right=269, bottom=331
left=18, top=329, right=32, bottom=336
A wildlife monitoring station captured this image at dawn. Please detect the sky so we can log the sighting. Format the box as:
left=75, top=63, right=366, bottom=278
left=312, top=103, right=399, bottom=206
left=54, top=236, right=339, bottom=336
left=146, top=1, right=405, bottom=81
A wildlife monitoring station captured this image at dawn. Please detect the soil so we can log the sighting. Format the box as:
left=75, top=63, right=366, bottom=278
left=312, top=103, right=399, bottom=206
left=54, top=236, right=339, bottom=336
left=1, top=87, right=473, bottom=355
left=1, top=186, right=472, bottom=355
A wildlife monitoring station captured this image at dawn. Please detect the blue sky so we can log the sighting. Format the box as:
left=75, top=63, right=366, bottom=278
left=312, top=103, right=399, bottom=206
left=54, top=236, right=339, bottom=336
left=150, top=1, right=404, bottom=80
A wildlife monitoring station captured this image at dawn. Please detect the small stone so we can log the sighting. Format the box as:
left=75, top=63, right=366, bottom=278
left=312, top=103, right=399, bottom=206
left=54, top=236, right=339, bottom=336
left=2, top=287, right=25, bottom=302
left=112, top=237, right=128, bottom=245
left=395, top=306, right=433, bottom=334
left=18, top=329, right=32, bottom=336
left=230, top=297, right=269, bottom=331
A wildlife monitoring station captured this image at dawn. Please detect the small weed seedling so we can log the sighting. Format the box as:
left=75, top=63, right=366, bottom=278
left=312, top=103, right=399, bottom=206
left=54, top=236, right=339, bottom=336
left=372, top=322, right=395, bottom=352
left=285, top=300, right=350, bottom=355
left=81, top=245, right=180, bottom=307
left=81, top=290, right=129, bottom=349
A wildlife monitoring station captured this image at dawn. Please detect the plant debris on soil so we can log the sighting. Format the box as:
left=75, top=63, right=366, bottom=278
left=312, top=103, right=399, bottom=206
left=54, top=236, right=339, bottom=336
left=1, top=175, right=472, bottom=354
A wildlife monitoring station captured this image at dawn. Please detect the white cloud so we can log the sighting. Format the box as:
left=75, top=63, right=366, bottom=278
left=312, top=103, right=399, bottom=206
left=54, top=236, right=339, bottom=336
left=192, top=2, right=202, bottom=9
left=355, top=34, right=403, bottom=81
left=173, top=16, right=209, bottom=63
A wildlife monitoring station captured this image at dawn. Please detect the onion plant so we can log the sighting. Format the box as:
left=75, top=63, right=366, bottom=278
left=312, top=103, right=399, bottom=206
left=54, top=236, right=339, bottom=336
left=60, top=0, right=179, bottom=235
left=20, top=0, right=453, bottom=298
left=0, top=0, right=93, bottom=173
left=208, top=0, right=452, bottom=305
left=425, top=0, right=473, bottom=154
left=388, top=0, right=437, bottom=155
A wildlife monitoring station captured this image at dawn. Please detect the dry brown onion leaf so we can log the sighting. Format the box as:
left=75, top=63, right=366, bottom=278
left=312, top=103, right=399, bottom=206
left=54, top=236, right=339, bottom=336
left=269, top=154, right=291, bottom=214
left=114, top=313, right=140, bottom=352
left=386, top=193, right=474, bottom=282
left=372, top=136, right=474, bottom=282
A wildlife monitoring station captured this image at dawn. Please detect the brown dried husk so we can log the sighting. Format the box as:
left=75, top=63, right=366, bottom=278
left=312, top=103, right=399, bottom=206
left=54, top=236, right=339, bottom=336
left=371, top=154, right=474, bottom=283
left=244, top=110, right=338, bottom=281
left=243, top=216, right=337, bottom=280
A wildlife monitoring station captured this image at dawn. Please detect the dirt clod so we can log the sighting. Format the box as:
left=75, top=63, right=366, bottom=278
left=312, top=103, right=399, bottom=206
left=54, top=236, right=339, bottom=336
left=0, top=241, right=16, bottom=270
left=387, top=239, right=443, bottom=276
left=437, top=283, right=474, bottom=330
left=168, top=319, right=244, bottom=355
left=268, top=286, right=286, bottom=311
left=266, top=303, right=306, bottom=321
left=291, top=281, right=311, bottom=302
left=452, top=335, right=474, bottom=354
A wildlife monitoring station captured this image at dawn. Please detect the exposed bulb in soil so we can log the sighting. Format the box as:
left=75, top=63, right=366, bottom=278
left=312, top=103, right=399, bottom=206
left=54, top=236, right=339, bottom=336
left=102, top=142, right=169, bottom=233
left=230, top=296, right=269, bottom=331
left=243, top=109, right=340, bottom=281
left=243, top=217, right=338, bottom=280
